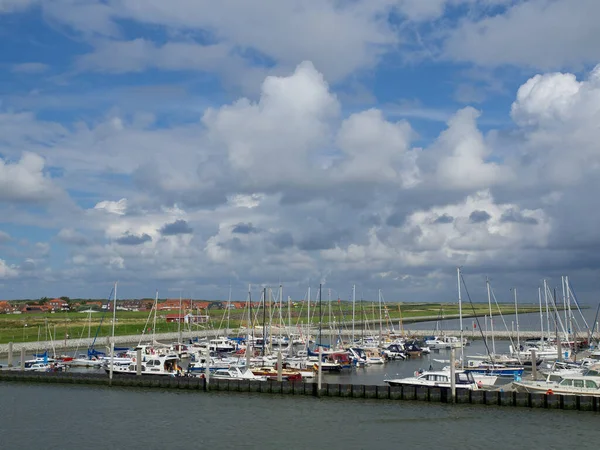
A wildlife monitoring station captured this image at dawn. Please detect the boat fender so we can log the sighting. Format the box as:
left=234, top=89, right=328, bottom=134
left=546, top=389, right=554, bottom=395
left=477, top=381, right=483, bottom=389
left=414, top=371, right=419, bottom=377
left=132, top=357, right=136, bottom=363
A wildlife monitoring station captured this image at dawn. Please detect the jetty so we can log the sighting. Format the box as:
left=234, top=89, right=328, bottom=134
left=0, top=370, right=598, bottom=413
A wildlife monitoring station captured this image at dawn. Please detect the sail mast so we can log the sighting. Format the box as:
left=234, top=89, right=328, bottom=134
left=457, top=267, right=464, bottom=367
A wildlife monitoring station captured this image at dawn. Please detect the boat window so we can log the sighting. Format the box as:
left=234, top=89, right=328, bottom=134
left=573, top=379, right=584, bottom=388
left=560, top=379, right=572, bottom=386
left=585, top=380, right=597, bottom=389
left=456, top=373, right=469, bottom=383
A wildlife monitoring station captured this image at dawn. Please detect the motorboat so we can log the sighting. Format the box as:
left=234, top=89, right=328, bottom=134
left=384, top=369, right=479, bottom=390
left=513, top=375, right=600, bottom=396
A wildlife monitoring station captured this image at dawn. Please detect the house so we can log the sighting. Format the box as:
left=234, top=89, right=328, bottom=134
left=48, top=298, right=70, bottom=311
left=0, top=301, right=12, bottom=313
left=21, top=304, right=50, bottom=313
left=166, top=313, right=209, bottom=324
left=158, top=299, right=193, bottom=311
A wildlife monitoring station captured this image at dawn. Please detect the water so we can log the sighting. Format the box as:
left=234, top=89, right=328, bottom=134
left=1, top=382, right=599, bottom=450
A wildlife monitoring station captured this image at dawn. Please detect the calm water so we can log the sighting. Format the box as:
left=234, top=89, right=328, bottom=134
left=1, top=382, right=599, bottom=450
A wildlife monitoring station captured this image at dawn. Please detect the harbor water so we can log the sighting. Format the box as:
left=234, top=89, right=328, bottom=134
left=1, top=382, right=599, bottom=450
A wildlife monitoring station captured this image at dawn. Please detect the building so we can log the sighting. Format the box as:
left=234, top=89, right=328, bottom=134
left=48, top=298, right=70, bottom=311
left=165, top=313, right=209, bottom=324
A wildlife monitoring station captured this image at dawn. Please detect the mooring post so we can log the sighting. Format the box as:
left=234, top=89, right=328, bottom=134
left=450, top=347, right=456, bottom=403
left=7, top=342, right=13, bottom=368
left=277, top=351, right=283, bottom=382
left=531, top=349, right=537, bottom=380
left=20, top=347, right=25, bottom=371
left=136, top=348, right=142, bottom=376
left=109, top=341, right=114, bottom=386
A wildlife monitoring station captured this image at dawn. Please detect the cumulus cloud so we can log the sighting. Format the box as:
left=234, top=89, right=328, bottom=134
left=0, top=259, right=18, bottom=279
left=432, top=107, right=511, bottom=190
left=0, top=152, right=62, bottom=203
left=0, top=231, right=11, bottom=243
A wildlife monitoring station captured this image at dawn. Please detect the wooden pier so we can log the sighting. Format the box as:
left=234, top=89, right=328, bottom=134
left=0, top=371, right=597, bottom=413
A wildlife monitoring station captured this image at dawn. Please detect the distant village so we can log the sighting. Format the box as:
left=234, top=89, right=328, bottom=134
left=0, top=297, right=307, bottom=314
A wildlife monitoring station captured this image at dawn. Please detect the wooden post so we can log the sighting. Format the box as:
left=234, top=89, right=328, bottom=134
left=136, top=348, right=142, bottom=376
left=109, top=341, right=114, bottom=386
left=450, top=347, right=456, bottom=404
left=20, top=347, right=25, bottom=371
left=277, top=351, right=283, bottom=382
left=531, top=349, right=537, bottom=380
left=318, top=346, right=323, bottom=392
left=7, top=342, right=13, bottom=367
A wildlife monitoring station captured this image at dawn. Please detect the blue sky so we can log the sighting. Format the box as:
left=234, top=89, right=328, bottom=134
left=1, top=0, right=600, bottom=304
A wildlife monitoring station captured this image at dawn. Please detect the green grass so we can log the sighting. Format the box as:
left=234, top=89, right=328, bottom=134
left=0, top=302, right=545, bottom=344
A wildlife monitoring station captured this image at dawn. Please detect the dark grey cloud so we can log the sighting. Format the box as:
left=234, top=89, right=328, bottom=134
left=434, top=214, right=454, bottom=224
left=298, top=230, right=349, bottom=251
left=385, top=211, right=405, bottom=227
left=232, top=222, right=260, bottom=234
left=159, top=219, right=193, bottom=236
left=469, top=210, right=491, bottom=223
left=115, top=233, right=152, bottom=245
left=271, top=231, right=294, bottom=249
left=500, top=209, right=538, bottom=225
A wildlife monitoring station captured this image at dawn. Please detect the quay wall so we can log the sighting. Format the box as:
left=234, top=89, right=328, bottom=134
left=0, top=371, right=597, bottom=413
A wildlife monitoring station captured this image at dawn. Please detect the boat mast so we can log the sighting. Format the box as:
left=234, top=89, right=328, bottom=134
left=514, top=287, right=520, bottom=351
left=152, top=290, right=158, bottom=344
left=543, top=280, right=551, bottom=347
left=318, top=283, right=322, bottom=349
left=457, top=267, right=464, bottom=367
left=227, top=284, right=232, bottom=335
left=352, top=284, right=356, bottom=344
left=111, top=281, right=118, bottom=342
left=486, top=278, right=495, bottom=356
left=378, top=289, right=383, bottom=349
left=307, top=286, right=311, bottom=347
left=538, top=286, right=544, bottom=347
left=262, top=287, right=267, bottom=356
left=178, top=290, right=182, bottom=344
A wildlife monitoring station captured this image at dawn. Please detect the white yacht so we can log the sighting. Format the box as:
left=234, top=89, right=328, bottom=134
left=105, top=353, right=183, bottom=376
left=513, top=375, right=600, bottom=396
left=384, top=370, right=479, bottom=390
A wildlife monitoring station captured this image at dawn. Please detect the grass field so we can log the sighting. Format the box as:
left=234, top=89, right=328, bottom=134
left=0, top=301, right=543, bottom=344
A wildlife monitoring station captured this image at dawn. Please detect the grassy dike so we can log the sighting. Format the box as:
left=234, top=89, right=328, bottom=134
left=0, top=302, right=543, bottom=345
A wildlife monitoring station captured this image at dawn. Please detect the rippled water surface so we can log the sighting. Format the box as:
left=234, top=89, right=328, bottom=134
left=1, top=382, right=599, bottom=450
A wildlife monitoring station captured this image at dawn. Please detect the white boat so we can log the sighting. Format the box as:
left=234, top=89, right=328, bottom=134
left=105, top=353, right=183, bottom=376
left=384, top=370, right=479, bottom=390
left=425, top=335, right=463, bottom=350
left=513, top=375, right=600, bottom=396
left=211, top=367, right=268, bottom=381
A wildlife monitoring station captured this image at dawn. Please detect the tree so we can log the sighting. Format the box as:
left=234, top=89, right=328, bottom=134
left=60, top=296, right=71, bottom=304
left=39, top=297, right=49, bottom=305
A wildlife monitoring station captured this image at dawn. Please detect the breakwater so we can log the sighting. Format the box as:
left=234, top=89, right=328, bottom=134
left=1, top=371, right=597, bottom=413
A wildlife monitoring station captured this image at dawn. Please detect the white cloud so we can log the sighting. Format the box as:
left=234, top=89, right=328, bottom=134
left=443, top=0, right=600, bottom=70
left=335, top=109, right=419, bottom=186
left=0, top=259, right=18, bottom=279
left=0, top=231, right=11, bottom=243
left=203, top=61, right=339, bottom=188
left=93, top=198, right=127, bottom=215
left=432, top=107, right=510, bottom=189
left=0, top=152, right=62, bottom=203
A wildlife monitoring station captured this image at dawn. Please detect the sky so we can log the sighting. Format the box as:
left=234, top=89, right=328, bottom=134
left=1, top=0, right=600, bottom=304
